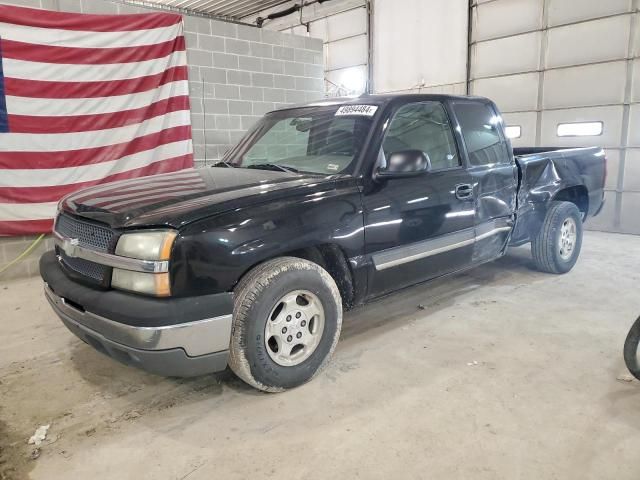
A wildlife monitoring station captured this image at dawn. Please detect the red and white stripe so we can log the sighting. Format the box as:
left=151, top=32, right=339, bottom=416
left=0, top=5, right=194, bottom=235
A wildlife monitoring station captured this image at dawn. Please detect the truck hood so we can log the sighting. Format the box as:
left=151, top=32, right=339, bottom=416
left=60, top=167, right=337, bottom=229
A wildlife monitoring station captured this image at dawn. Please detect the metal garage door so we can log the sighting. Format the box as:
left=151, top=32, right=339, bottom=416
left=470, top=0, right=639, bottom=234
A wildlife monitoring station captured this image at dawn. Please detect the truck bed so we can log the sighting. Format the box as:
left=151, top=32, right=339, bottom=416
left=510, top=146, right=606, bottom=246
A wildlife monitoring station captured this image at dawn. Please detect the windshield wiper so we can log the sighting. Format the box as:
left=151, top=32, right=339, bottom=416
left=246, top=163, right=299, bottom=173
left=212, top=160, right=237, bottom=168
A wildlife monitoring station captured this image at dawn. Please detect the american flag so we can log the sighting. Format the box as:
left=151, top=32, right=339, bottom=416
left=0, top=5, right=194, bottom=235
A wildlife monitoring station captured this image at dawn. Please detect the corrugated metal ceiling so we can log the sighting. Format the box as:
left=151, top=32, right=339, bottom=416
left=124, top=0, right=293, bottom=21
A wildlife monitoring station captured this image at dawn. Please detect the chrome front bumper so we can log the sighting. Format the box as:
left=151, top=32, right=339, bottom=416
left=44, top=283, right=232, bottom=377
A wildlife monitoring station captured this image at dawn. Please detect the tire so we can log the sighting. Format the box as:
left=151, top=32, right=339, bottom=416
left=624, top=316, right=640, bottom=381
left=229, top=257, right=342, bottom=392
left=531, top=201, right=583, bottom=274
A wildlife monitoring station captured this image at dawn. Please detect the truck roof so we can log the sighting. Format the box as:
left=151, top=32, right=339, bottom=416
left=270, top=93, right=492, bottom=114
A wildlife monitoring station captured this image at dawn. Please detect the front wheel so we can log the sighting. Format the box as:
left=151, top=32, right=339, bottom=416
left=624, top=316, right=640, bottom=381
left=531, top=201, right=583, bottom=274
left=229, top=257, right=342, bottom=392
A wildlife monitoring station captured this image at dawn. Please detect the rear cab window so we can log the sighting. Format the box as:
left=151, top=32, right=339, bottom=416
left=452, top=102, right=511, bottom=167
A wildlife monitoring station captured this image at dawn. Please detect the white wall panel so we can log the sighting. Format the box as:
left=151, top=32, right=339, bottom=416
left=286, top=25, right=308, bottom=36
left=473, top=0, right=543, bottom=42
left=634, top=11, right=640, bottom=57
left=472, top=31, right=541, bottom=78
left=325, top=64, right=368, bottom=93
left=472, top=73, right=539, bottom=112
left=604, top=149, right=621, bottom=190
left=540, top=105, right=623, bottom=148
left=623, top=149, right=640, bottom=190
left=420, top=83, right=467, bottom=94
left=547, top=0, right=631, bottom=27
left=373, top=0, right=467, bottom=92
left=586, top=191, right=617, bottom=231
left=543, top=61, right=627, bottom=109
left=394, top=82, right=467, bottom=95
left=633, top=60, right=640, bottom=103
left=324, top=34, right=367, bottom=71
left=309, top=7, right=367, bottom=43
left=546, top=16, right=630, bottom=68
left=628, top=104, right=640, bottom=147
left=620, top=192, right=640, bottom=233
left=501, top=111, right=537, bottom=147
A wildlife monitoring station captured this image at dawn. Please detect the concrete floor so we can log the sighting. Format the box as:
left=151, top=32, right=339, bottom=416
left=1, top=231, right=640, bottom=480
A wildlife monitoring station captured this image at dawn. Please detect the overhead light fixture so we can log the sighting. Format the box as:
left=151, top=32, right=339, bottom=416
left=339, top=67, right=366, bottom=95
left=557, top=121, right=603, bottom=137
left=505, top=126, right=521, bottom=139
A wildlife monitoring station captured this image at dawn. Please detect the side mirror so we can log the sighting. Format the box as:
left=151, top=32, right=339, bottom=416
left=376, top=150, right=432, bottom=179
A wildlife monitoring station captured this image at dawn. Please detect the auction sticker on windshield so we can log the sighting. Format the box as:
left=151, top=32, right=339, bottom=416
left=335, top=105, right=378, bottom=116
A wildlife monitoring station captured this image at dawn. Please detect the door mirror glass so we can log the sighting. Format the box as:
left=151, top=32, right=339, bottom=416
left=377, top=149, right=432, bottom=178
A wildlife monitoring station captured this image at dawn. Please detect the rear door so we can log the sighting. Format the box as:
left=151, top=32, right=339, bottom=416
left=451, top=100, right=517, bottom=263
left=362, top=100, right=476, bottom=297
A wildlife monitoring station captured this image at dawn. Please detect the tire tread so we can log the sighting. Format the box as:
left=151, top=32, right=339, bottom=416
left=228, top=257, right=342, bottom=392
left=624, top=316, right=640, bottom=381
left=531, top=201, right=582, bottom=274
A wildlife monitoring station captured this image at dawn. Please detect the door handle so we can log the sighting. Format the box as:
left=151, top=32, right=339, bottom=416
left=455, top=184, right=474, bottom=200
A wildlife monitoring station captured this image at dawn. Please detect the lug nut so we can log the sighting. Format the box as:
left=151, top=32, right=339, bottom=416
left=296, top=332, right=302, bottom=339
left=301, top=320, right=306, bottom=327
left=295, top=312, right=301, bottom=319
left=286, top=315, right=292, bottom=322
left=287, top=335, right=293, bottom=342
left=282, top=327, right=287, bottom=334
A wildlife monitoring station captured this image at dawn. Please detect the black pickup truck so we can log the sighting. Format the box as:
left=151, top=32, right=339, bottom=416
left=40, top=94, right=606, bottom=392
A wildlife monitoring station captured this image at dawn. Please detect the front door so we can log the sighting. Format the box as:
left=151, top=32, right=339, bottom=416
left=362, top=101, right=476, bottom=298
left=451, top=100, right=518, bottom=263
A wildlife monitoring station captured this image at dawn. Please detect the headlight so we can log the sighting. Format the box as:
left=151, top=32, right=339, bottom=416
left=115, top=231, right=176, bottom=261
left=111, top=230, right=177, bottom=297
left=112, top=269, right=171, bottom=297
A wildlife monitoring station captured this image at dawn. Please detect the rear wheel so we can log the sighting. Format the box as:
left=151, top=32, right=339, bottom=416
left=229, top=257, right=342, bottom=392
left=531, top=201, right=583, bottom=274
left=624, top=316, right=640, bottom=381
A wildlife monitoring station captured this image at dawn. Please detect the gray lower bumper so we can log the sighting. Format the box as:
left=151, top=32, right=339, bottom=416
left=45, top=285, right=231, bottom=377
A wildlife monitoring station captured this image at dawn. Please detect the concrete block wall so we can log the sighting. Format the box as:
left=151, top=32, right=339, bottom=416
left=0, top=235, right=55, bottom=281
left=0, top=0, right=325, bottom=280
left=182, top=16, right=325, bottom=166
left=245, top=0, right=368, bottom=97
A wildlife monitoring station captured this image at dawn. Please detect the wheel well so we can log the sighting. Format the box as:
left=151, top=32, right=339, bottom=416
left=234, top=244, right=355, bottom=309
left=553, top=185, right=589, bottom=218
left=283, top=244, right=355, bottom=309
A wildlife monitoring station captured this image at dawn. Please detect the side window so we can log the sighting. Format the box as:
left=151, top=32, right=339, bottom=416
left=382, top=102, right=459, bottom=171
left=452, top=102, right=509, bottom=166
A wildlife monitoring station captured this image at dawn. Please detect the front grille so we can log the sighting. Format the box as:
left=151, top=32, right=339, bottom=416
left=55, top=213, right=114, bottom=250
left=55, top=214, right=115, bottom=283
left=58, top=253, right=109, bottom=282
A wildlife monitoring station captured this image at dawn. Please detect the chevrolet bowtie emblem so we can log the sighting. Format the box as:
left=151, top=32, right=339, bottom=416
left=62, top=238, right=80, bottom=257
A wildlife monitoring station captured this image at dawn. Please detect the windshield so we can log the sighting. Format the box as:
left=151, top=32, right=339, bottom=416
left=223, top=106, right=375, bottom=175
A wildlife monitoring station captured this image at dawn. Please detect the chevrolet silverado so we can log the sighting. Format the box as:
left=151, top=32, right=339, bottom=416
left=40, top=94, right=606, bottom=391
